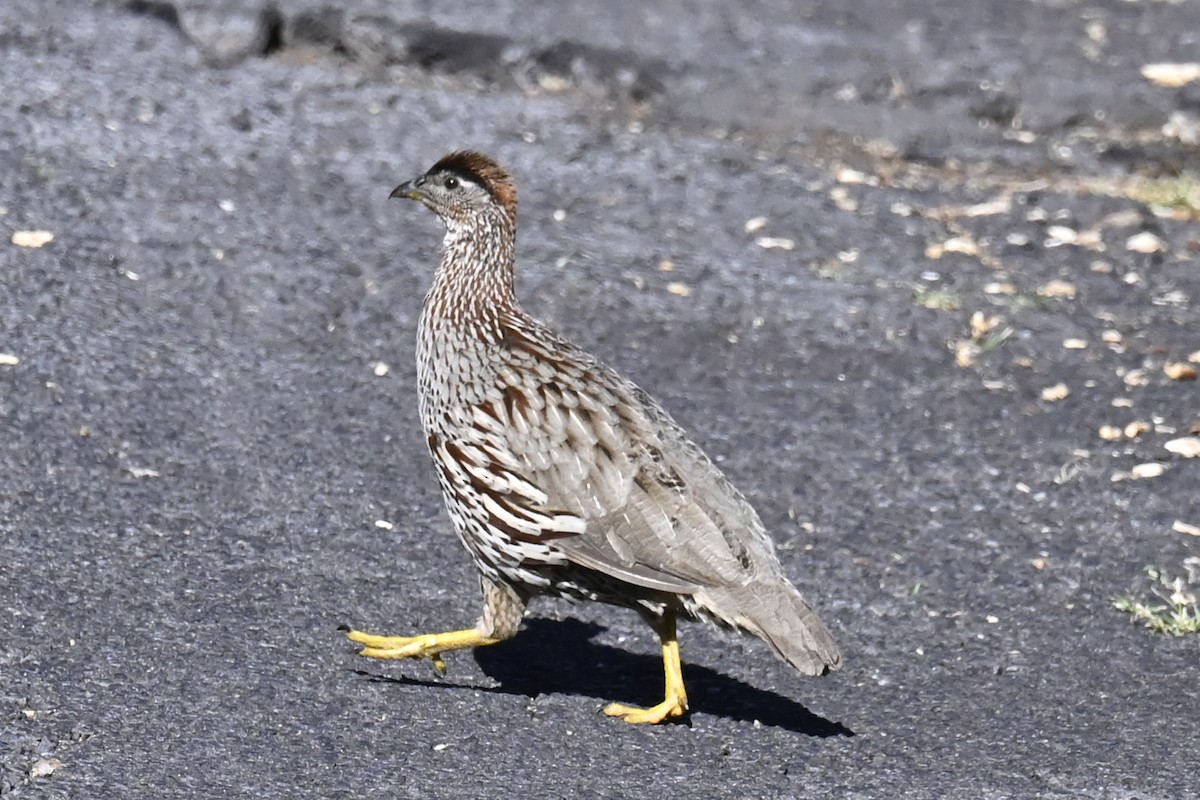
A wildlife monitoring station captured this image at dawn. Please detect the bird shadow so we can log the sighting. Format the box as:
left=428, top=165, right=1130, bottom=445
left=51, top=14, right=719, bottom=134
left=353, top=617, right=853, bottom=737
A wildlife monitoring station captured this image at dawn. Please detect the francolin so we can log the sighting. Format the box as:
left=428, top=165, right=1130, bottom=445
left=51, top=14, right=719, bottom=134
left=346, top=151, right=840, bottom=723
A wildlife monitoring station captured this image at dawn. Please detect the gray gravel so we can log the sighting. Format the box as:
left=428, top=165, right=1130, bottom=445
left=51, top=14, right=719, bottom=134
left=2, top=1, right=1198, bottom=798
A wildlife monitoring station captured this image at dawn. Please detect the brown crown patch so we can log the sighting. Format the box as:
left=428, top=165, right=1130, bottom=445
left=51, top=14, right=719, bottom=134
left=429, top=151, right=517, bottom=217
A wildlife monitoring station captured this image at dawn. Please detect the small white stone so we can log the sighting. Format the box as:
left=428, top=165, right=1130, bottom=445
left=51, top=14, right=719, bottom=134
left=11, top=230, right=54, bottom=248
left=964, top=196, right=1011, bottom=217
left=1172, top=520, right=1200, bottom=537
left=835, top=167, right=870, bottom=184
left=125, top=467, right=160, bottom=478
left=1130, top=462, right=1166, bottom=479
left=829, top=186, right=859, bottom=211
left=1040, top=383, right=1070, bottom=402
left=1140, top=62, right=1200, bottom=88
left=1124, top=420, right=1151, bottom=439
left=755, top=236, right=795, bottom=251
left=744, top=216, right=768, bottom=233
left=1165, top=437, right=1200, bottom=458
left=1038, top=280, right=1076, bottom=299
left=940, top=236, right=978, bottom=256
left=1164, top=362, right=1197, bottom=381
left=1045, top=226, right=1077, bottom=245
left=1123, top=369, right=1148, bottom=388
left=1125, top=231, right=1164, bottom=254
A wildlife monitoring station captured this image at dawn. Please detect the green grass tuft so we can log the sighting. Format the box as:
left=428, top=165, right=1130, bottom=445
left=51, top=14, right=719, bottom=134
left=913, top=288, right=962, bottom=310
left=1126, top=173, right=1200, bottom=212
left=1113, top=565, right=1200, bottom=636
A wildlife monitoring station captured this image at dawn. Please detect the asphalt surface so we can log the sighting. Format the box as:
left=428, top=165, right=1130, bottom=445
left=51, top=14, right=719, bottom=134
left=3, top=1, right=1199, bottom=798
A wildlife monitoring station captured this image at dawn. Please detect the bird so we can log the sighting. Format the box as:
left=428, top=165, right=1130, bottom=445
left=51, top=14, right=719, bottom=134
left=346, top=151, right=841, bottom=724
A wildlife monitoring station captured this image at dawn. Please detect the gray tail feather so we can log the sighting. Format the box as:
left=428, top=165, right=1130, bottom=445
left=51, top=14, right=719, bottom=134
left=704, top=581, right=842, bottom=676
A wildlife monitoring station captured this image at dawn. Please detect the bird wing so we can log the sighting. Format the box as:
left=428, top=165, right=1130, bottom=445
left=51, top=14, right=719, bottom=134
left=455, top=314, right=784, bottom=595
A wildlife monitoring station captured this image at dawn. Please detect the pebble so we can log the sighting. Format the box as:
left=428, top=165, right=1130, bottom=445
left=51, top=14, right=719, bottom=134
left=1125, top=231, right=1164, bottom=253
left=11, top=230, right=54, bottom=248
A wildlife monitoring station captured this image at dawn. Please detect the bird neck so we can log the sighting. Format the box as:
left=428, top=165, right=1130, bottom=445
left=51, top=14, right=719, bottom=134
left=425, top=210, right=519, bottom=332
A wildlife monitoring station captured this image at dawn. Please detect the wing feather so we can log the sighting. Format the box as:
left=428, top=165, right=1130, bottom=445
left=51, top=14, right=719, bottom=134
left=446, top=313, right=786, bottom=597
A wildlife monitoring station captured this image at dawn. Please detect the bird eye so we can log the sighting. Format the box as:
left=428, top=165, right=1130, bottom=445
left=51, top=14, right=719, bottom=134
left=445, top=176, right=459, bottom=189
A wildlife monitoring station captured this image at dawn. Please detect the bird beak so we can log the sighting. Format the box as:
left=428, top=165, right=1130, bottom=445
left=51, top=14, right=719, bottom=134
left=389, top=177, right=426, bottom=202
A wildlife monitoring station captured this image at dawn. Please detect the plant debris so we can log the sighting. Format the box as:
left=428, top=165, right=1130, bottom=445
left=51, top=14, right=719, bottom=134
left=1140, top=62, right=1200, bottom=88
left=1165, top=437, right=1200, bottom=458
left=1041, top=383, right=1070, bottom=402
left=11, top=230, right=55, bottom=248
left=1125, top=231, right=1165, bottom=254
left=755, top=236, right=795, bottom=251
left=1114, top=565, right=1200, bottom=636
left=1164, top=362, right=1197, bottom=381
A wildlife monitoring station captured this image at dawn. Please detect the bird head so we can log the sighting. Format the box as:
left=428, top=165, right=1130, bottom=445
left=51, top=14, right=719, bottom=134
left=390, top=151, right=518, bottom=226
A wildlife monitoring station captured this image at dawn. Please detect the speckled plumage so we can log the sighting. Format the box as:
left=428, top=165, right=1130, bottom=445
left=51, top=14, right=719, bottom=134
left=357, top=152, right=840, bottom=719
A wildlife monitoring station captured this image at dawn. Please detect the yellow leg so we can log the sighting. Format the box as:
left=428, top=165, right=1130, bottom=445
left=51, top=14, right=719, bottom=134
left=346, top=627, right=501, bottom=673
left=604, top=612, right=689, bottom=724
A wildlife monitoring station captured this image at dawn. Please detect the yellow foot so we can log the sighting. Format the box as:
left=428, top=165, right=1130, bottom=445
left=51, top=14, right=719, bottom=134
left=346, top=630, right=446, bottom=670
left=603, top=694, right=689, bottom=724
left=345, top=627, right=500, bottom=673
left=602, top=611, right=690, bottom=724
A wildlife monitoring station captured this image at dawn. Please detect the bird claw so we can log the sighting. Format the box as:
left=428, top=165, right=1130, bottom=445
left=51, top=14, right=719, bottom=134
left=346, top=628, right=449, bottom=672
left=602, top=695, right=689, bottom=724
left=345, top=627, right=503, bottom=673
